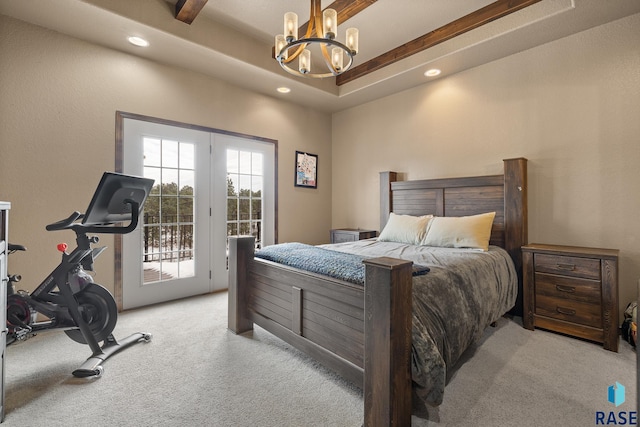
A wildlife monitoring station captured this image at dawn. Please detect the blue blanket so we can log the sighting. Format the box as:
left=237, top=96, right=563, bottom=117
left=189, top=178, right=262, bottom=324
left=255, top=242, right=429, bottom=285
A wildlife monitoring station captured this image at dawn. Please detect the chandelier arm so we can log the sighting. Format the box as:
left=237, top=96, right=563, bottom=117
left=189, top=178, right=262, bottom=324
left=307, top=0, right=319, bottom=39
left=320, top=43, right=338, bottom=76
left=282, top=42, right=308, bottom=65
left=313, top=0, right=324, bottom=38
left=315, top=0, right=336, bottom=73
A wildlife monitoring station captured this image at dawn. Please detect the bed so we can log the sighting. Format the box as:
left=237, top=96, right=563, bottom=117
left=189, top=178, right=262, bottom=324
left=228, top=157, right=528, bottom=426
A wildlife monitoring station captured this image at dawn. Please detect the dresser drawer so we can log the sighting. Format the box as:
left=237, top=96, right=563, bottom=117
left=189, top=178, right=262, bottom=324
left=535, top=294, right=602, bottom=328
left=534, top=273, right=601, bottom=305
left=534, top=253, right=601, bottom=280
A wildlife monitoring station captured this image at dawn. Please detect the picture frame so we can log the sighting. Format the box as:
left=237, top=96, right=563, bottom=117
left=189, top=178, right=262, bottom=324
left=294, top=151, right=318, bottom=189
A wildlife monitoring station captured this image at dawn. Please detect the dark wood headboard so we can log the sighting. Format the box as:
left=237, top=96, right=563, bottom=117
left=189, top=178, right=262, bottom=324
left=380, top=157, right=528, bottom=315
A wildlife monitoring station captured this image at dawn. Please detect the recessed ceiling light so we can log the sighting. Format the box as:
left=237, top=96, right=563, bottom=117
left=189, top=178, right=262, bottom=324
left=277, top=87, right=291, bottom=94
left=424, top=69, right=441, bottom=77
left=128, top=36, right=149, bottom=47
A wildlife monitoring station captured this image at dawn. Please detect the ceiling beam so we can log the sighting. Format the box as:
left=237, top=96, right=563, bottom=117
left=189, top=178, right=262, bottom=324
left=175, top=0, right=209, bottom=25
left=336, top=0, right=543, bottom=85
left=299, top=0, right=377, bottom=37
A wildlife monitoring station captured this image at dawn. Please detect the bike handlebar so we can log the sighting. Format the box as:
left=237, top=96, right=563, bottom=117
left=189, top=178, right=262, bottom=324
left=45, top=200, right=141, bottom=235
left=46, top=211, right=84, bottom=231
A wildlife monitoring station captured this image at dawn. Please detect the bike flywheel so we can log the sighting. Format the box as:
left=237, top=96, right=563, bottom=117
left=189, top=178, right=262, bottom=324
left=64, top=283, right=118, bottom=344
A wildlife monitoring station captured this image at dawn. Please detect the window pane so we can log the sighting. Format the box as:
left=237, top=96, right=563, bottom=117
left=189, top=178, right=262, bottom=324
left=161, top=197, right=178, bottom=223
left=144, top=225, right=161, bottom=254
left=179, top=225, right=194, bottom=250
left=144, top=138, right=161, bottom=167
left=227, top=174, right=238, bottom=196
left=178, top=198, right=194, bottom=223
left=179, top=169, right=194, bottom=195
left=227, top=150, right=239, bottom=173
left=239, top=199, right=250, bottom=221
left=251, top=176, right=262, bottom=197
left=161, top=225, right=178, bottom=252
left=227, top=222, right=238, bottom=236
left=251, top=199, right=262, bottom=220
left=252, top=153, right=263, bottom=175
left=179, top=142, right=194, bottom=169
left=239, top=151, right=252, bottom=174
left=162, top=140, right=179, bottom=168
left=145, top=167, right=162, bottom=195
left=227, top=199, right=238, bottom=221
left=162, top=169, right=179, bottom=195
left=239, top=174, right=251, bottom=196
left=144, top=197, right=160, bottom=224
left=239, top=222, right=250, bottom=235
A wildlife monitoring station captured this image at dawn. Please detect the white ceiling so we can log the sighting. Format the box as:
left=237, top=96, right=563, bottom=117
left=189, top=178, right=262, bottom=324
left=1, top=0, right=639, bottom=113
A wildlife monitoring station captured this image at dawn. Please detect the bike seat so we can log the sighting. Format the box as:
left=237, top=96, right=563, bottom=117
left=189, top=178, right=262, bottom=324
left=8, top=243, right=26, bottom=252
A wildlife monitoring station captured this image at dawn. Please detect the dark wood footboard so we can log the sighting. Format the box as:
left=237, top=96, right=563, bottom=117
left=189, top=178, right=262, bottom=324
left=228, top=236, right=413, bottom=427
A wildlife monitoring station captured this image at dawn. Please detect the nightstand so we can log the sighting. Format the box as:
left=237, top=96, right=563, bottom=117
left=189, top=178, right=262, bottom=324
left=522, top=243, right=619, bottom=352
left=330, top=228, right=377, bottom=244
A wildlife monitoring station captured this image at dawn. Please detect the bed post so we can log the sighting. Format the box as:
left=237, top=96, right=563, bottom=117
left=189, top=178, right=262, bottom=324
left=380, top=171, right=397, bottom=232
left=228, top=236, right=255, bottom=334
left=363, top=257, right=413, bottom=427
left=503, top=157, right=528, bottom=316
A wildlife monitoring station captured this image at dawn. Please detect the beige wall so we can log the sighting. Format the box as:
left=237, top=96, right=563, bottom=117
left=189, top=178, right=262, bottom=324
left=332, top=13, right=640, bottom=319
left=0, top=15, right=333, bottom=294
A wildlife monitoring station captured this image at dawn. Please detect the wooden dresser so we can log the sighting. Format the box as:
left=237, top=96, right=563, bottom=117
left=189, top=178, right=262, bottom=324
left=0, top=202, right=10, bottom=421
left=330, top=228, right=377, bottom=244
left=522, top=243, right=619, bottom=352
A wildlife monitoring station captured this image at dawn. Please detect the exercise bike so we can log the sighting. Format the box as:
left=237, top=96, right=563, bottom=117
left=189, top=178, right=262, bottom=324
left=5, top=172, right=155, bottom=378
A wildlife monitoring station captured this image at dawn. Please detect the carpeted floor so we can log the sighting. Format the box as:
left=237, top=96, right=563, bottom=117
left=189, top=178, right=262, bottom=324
left=2, top=291, right=636, bottom=426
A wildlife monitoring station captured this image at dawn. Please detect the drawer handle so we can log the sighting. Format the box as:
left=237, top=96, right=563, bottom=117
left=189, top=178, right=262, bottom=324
left=556, top=263, right=576, bottom=271
left=556, top=307, right=576, bottom=316
left=556, top=285, right=576, bottom=293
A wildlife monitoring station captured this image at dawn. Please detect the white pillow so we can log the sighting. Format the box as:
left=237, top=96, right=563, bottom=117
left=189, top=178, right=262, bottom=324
left=421, top=212, right=496, bottom=251
left=378, top=213, right=434, bottom=245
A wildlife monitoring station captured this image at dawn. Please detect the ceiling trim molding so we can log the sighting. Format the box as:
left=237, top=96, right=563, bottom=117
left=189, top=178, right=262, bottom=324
left=175, top=0, right=209, bottom=25
left=336, top=0, right=543, bottom=85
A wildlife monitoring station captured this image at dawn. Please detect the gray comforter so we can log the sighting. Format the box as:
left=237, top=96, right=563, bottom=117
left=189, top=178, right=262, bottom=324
left=318, top=239, right=518, bottom=406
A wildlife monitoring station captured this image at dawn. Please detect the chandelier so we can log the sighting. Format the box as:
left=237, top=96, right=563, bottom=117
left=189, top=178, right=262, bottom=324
left=274, top=0, right=359, bottom=78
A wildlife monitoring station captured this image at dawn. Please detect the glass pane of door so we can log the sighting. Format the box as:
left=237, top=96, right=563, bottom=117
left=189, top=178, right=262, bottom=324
left=211, top=134, right=275, bottom=289
left=226, top=149, right=263, bottom=250
left=142, top=138, right=196, bottom=283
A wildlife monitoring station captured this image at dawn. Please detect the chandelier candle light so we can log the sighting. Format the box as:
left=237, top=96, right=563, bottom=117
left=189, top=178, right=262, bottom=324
left=274, top=0, right=359, bottom=78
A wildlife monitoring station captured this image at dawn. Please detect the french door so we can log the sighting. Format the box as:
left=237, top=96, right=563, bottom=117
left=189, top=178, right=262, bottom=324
left=122, top=120, right=211, bottom=309
left=121, top=118, right=275, bottom=309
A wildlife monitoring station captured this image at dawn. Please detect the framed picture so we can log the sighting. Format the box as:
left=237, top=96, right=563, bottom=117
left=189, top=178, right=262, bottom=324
left=294, top=151, right=318, bottom=188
